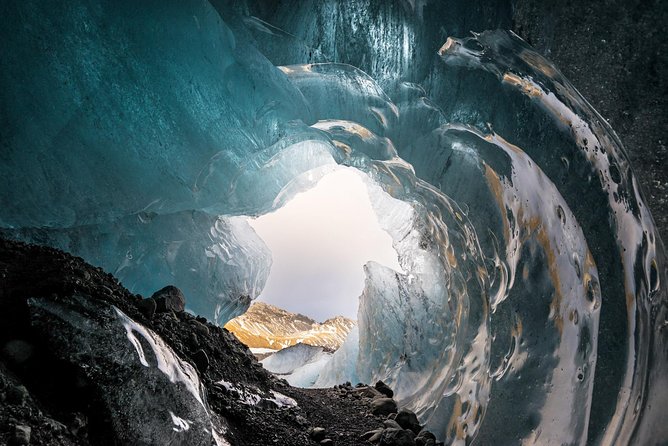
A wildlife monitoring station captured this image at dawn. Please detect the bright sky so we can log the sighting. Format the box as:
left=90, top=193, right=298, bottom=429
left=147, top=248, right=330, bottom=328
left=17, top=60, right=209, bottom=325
left=248, top=169, right=401, bottom=322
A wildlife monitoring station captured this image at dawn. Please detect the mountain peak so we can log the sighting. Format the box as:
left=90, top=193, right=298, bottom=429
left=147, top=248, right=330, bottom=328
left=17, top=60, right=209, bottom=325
left=224, top=302, right=356, bottom=351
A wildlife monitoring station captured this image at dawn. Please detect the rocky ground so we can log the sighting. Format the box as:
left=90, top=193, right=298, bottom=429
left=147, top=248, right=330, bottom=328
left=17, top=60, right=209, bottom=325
left=0, top=238, right=439, bottom=446
left=512, top=0, right=668, bottom=244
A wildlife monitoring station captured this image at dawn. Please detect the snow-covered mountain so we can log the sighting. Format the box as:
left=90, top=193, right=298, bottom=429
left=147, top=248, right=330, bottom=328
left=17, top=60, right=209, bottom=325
left=224, top=302, right=356, bottom=351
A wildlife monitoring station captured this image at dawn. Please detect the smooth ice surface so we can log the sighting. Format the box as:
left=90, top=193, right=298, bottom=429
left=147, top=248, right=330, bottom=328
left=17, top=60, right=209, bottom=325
left=261, top=343, right=333, bottom=388
left=1, top=0, right=667, bottom=444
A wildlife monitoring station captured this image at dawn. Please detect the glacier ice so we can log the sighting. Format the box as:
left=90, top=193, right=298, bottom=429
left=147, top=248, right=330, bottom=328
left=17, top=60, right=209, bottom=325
left=1, top=0, right=667, bottom=444
left=260, top=343, right=333, bottom=388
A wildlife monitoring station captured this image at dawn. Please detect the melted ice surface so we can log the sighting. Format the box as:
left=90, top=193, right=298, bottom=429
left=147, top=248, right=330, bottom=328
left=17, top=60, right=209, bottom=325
left=115, top=307, right=230, bottom=446
left=1, top=1, right=666, bottom=444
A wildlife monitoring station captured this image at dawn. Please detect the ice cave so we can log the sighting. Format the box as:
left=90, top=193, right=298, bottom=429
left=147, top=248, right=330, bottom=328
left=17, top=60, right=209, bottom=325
left=0, top=0, right=667, bottom=445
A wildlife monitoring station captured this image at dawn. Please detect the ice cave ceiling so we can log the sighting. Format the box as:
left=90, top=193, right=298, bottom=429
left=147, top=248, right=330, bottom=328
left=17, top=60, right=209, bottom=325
left=0, top=0, right=666, bottom=444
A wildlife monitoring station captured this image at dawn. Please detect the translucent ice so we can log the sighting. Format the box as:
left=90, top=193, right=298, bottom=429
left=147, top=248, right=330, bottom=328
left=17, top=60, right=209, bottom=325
left=261, top=343, right=332, bottom=387
left=1, top=0, right=666, bottom=444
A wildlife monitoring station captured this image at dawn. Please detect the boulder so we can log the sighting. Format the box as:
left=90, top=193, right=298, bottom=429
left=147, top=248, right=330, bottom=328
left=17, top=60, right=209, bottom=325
left=415, top=430, right=436, bottom=446
left=371, top=398, right=398, bottom=416
left=379, top=428, right=415, bottom=446
left=150, top=285, right=186, bottom=313
left=353, top=385, right=382, bottom=399
left=375, top=380, right=394, bottom=398
left=7, top=384, right=28, bottom=406
left=192, top=349, right=209, bottom=374
left=137, top=298, right=157, bottom=319
left=395, top=408, right=421, bottom=434
left=309, top=427, right=327, bottom=442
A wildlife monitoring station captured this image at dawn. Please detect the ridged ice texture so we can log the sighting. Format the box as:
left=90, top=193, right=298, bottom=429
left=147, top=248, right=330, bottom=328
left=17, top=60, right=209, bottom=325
left=1, top=0, right=666, bottom=444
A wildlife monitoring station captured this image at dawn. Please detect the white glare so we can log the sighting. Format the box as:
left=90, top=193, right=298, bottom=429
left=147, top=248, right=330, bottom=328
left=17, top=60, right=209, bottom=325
left=249, top=169, right=401, bottom=321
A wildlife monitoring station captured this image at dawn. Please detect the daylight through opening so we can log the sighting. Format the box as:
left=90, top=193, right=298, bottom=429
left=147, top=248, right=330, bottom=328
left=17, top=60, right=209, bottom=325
left=224, top=168, right=404, bottom=386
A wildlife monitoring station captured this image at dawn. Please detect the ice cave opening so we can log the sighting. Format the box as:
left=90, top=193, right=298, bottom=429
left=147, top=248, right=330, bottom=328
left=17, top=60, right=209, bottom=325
left=224, top=167, right=409, bottom=389
left=247, top=168, right=403, bottom=322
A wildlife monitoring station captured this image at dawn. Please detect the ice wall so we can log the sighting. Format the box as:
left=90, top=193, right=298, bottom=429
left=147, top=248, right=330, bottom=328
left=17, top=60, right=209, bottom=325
left=1, top=0, right=666, bottom=444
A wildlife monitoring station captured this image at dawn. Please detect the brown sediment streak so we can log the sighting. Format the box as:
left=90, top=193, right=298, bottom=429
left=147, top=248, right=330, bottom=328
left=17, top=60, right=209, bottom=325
left=447, top=396, right=466, bottom=441
left=438, top=37, right=457, bottom=56
left=277, top=64, right=313, bottom=74
left=584, top=249, right=596, bottom=274
left=526, top=214, right=565, bottom=334
left=446, top=243, right=457, bottom=268
left=484, top=132, right=526, bottom=157
left=519, top=50, right=558, bottom=78
left=332, top=140, right=352, bottom=155
left=511, top=315, right=523, bottom=339
left=315, top=121, right=374, bottom=139
left=502, top=72, right=542, bottom=98
left=371, top=109, right=388, bottom=127
left=626, top=290, right=635, bottom=314
left=483, top=139, right=568, bottom=333
left=483, top=164, right=510, bottom=244
left=583, top=250, right=599, bottom=306
left=502, top=72, right=572, bottom=129
left=351, top=124, right=373, bottom=139
left=375, top=162, right=402, bottom=187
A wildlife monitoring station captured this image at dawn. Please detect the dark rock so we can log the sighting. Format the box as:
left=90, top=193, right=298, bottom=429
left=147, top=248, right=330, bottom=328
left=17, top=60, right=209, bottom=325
left=68, top=412, right=87, bottom=437
left=7, top=384, right=28, bottom=406
left=379, top=428, right=415, bottom=446
left=371, top=398, right=398, bottom=416
left=28, top=294, right=213, bottom=444
left=2, top=339, right=34, bottom=364
left=43, top=417, right=67, bottom=433
left=190, top=320, right=210, bottom=336
left=415, top=430, right=436, bottom=442
left=375, top=380, right=394, bottom=398
left=354, top=385, right=383, bottom=399
left=395, top=408, right=421, bottom=434
left=192, top=349, right=209, bottom=374
left=415, top=429, right=436, bottom=446
left=257, top=398, right=279, bottom=410
left=361, top=429, right=383, bottom=441
left=369, top=430, right=384, bottom=443
left=295, top=415, right=308, bottom=427
left=13, top=424, right=31, bottom=445
left=309, top=427, right=327, bottom=442
left=186, top=332, right=199, bottom=348
left=384, top=419, right=402, bottom=430
left=150, top=285, right=186, bottom=313
left=137, top=298, right=156, bottom=319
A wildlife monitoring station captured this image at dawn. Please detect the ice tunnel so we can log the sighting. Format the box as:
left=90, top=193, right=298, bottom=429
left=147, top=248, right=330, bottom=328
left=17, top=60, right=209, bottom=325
left=1, top=0, right=667, bottom=444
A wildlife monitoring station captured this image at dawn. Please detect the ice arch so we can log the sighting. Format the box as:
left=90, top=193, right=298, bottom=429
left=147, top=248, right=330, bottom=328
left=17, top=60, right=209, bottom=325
left=248, top=168, right=403, bottom=321
left=0, top=0, right=666, bottom=444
